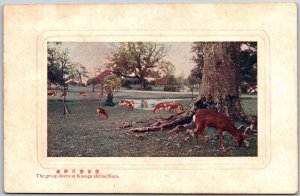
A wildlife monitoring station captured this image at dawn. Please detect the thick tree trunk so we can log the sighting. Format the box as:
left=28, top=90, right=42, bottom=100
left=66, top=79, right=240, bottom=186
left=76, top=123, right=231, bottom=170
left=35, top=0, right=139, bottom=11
left=78, top=73, right=83, bottom=86
left=200, top=42, right=245, bottom=120
left=106, top=92, right=114, bottom=103
left=141, top=77, right=146, bottom=90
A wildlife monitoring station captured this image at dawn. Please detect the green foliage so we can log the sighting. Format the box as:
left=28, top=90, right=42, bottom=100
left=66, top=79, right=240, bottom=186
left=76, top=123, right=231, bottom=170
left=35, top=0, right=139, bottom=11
left=163, top=85, right=180, bottom=92
left=47, top=43, right=89, bottom=88
left=158, top=61, right=176, bottom=76
left=144, top=85, right=152, bottom=91
left=121, top=78, right=132, bottom=89
left=106, top=42, right=168, bottom=89
left=188, top=42, right=204, bottom=86
left=240, top=42, right=257, bottom=92
left=103, top=75, right=122, bottom=94
left=86, top=78, right=96, bottom=86
left=166, top=75, right=179, bottom=85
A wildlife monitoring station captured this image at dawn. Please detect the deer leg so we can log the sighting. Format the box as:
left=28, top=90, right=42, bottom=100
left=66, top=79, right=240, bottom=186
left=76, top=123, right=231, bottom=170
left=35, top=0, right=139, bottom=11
left=218, top=129, right=233, bottom=152
left=194, top=125, right=203, bottom=148
left=218, top=129, right=226, bottom=151
left=200, top=127, right=209, bottom=144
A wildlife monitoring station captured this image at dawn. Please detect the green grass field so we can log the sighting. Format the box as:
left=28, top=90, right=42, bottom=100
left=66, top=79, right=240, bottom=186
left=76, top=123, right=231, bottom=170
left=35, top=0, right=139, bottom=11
left=48, top=86, right=257, bottom=157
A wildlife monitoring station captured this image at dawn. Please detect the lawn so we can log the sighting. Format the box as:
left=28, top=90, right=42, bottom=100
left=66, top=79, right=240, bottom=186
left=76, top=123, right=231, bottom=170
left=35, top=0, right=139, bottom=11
left=47, top=86, right=257, bottom=157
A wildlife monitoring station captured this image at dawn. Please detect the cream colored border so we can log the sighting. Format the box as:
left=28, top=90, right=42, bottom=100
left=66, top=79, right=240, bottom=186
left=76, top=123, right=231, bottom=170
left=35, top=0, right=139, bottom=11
left=37, top=30, right=270, bottom=170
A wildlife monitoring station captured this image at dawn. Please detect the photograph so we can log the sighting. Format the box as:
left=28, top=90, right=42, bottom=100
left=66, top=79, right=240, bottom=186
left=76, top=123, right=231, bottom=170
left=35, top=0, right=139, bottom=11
left=47, top=41, right=258, bottom=157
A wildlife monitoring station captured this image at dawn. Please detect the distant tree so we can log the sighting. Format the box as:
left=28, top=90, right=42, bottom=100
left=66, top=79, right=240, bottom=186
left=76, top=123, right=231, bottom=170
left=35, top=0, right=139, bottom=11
left=188, top=42, right=204, bottom=85
left=106, top=42, right=168, bottom=89
left=47, top=47, right=63, bottom=88
left=47, top=43, right=76, bottom=115
left=240, top=42, right=257, bottom=93
left=164, top=74, right=179, bottom=92
left=102, top=75, right=122, bottom=106
left=72, top=63, right=89, bottom=86
left=158, top=60, right=176, bottom=76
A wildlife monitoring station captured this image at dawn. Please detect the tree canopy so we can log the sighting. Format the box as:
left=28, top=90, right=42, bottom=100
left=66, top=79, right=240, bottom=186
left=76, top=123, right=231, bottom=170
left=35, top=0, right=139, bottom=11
left=47, top=43, right=89, bottom=88
left=106, top=42, right=168, bottom=89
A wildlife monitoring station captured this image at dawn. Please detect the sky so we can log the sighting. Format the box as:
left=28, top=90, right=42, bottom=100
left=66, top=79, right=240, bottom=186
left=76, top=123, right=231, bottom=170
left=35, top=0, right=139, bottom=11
left=58, top=42, right=195, bottom=78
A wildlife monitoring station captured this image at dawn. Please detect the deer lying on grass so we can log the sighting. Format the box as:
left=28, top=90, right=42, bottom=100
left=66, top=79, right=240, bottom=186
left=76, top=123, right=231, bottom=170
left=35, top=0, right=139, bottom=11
left=193, top=109, right=249, bottom=152
left=97, top=107, right=108, bottom=119
left=118, top=100, right=135, bottom=110
left=47, top=91, right=57, bottom=96
left=79, top=91, right=87, bottom=96
left=153, top=101, right=184, bottom=113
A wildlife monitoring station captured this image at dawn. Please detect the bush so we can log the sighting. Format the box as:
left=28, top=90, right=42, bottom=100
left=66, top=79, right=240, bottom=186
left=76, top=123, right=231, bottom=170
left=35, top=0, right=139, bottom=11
left=121, top=79, right=132, bottom=89
left=145, top=85, right=152, bottom=91
left=163, top=85, right=179, bottom=92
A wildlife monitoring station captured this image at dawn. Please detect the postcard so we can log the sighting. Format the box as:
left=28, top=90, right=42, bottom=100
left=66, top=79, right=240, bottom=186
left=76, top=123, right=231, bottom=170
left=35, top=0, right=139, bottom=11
left=3, top=3, right=297, bottom=193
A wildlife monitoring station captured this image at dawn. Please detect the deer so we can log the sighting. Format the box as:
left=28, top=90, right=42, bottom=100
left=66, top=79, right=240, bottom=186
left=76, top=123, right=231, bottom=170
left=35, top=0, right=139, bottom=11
left=153, top=101, right=184, bottom=113
left=118, top=100, right=135, bottom=110
left=141, top=100, right=148, bottom=108
left=170, top=102, right=184, bottom=113
left=79, top=91, right=87, bottom=96
left=193, top=109, right=249, bottom=152
left=96, top=92, right=103, bottom=98
left=153, top=102, right=170, bottom=113
left=97, top=107, right=108, bottom=119
left=47, top=91, right=57, bottom=96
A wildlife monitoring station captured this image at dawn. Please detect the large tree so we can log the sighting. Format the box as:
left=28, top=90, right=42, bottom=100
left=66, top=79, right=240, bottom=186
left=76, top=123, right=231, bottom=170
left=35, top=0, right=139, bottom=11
left=127, top=42, right=250, bottom=134
left=106, top=42, right=168, bottom=89
left=47, top=43, right=75, bottom=115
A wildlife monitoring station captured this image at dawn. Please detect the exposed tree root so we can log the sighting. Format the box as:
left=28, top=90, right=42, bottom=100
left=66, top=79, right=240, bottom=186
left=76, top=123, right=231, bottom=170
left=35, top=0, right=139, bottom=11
left=126, top=106, right=197, bottom=134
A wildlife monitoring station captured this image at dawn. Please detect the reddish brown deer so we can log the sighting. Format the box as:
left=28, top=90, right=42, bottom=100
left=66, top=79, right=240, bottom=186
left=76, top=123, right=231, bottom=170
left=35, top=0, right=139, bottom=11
left=79, top=91, right=87, bottom=96
left=193, top=109, right=249, bottom=152
left=47, top=91, right=57, bottom=96
left=153, top=101, right=184, bottom=113
left=96, top=92, right=103, bottom=98
left=118, top=100, right=134, bottom=110
left=170, top=102, right=184, bottom=113
left=97, top=107, right=108, bottom=119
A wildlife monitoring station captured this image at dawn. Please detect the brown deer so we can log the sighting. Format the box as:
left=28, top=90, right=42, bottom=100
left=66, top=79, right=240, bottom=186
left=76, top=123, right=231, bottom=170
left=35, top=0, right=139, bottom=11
left=97, top=107, right=108, bottom=119
left=153, top=101, right=184, bottom=113
left=79, top=91, right=87, bottom=96
left=118, top=100, right=134, bottom=110
left=193, top=109, right=249, bottom=152
left=47, top=91, right=57, bottom=96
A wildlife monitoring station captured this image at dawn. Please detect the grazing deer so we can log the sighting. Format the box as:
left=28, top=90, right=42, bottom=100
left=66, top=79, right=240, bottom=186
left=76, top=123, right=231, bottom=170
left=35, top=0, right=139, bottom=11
left=79, top=91, right=87, bottom=96
left=97, top=107, right=108, bottom=119
left=141, top=100, right=148, bottom=108
left=170, top=102, right=184, bottom=113
left=193, top=109, right=249, bottom=152
left=47, top=91, right=57, bottom=96
left=118, top=100, right=134, bottom=110
left=60, top=91, right=68, bottom=97
left=96, top=92, right=103, bottom=98
left=153, top=101, right=184, bottom=113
